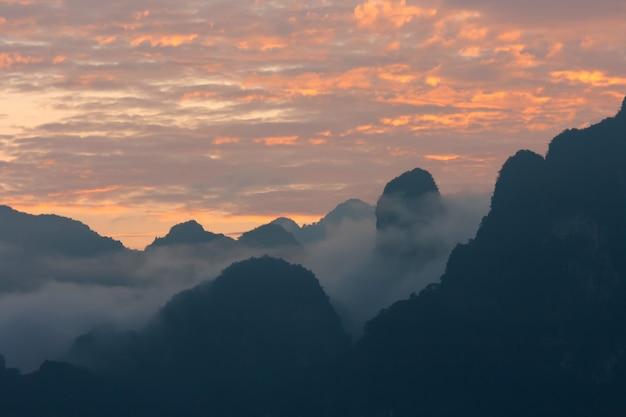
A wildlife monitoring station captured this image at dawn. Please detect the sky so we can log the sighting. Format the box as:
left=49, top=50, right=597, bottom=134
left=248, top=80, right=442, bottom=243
left=0, top=0, right=625, bottom=249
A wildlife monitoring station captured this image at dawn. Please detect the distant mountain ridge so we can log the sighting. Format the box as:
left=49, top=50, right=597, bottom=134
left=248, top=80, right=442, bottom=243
left=270, top=198, right=375, bottom=245
left=0, top=205, right=125, bottom=257
left=147, top=219, right=235, bottom=249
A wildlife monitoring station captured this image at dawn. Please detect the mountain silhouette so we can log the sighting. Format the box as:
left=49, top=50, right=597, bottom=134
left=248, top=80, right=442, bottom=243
left=0, top=205, right=131, bottom=292
left=270, top=216, right=301, bottom=236
left=270, top=199, right=374, bottom=245
left=347, top=97, right=626, bottom=416
left=146, top=220, right=235, bottom=249
left=374, top=168, right=445, bottom=259
left=2, top=98, right=626, bottom=417
left=145, top=256, right=349, bottom=371
left=236, top=223, right=305, bottom=261
left=68, top=256, right=349, bottom=416
left=321, top=198, right=374, bottom=226
left=0, top=205, right=124, bottom=257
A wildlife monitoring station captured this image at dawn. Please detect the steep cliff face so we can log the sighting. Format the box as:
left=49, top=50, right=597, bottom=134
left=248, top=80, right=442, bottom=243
left=350, top=99, right=626, bottom=416
left=375, top=167, right=441, bottom=232
left=374, top=168, right=445, bottom=260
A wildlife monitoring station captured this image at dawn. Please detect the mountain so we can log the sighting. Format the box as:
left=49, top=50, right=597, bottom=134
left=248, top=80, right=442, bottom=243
left=0, top=205, right=131, bottom=292
left=145, top=256, right=349, bottom=372
left=346, top=97, right=626, bottom=416
left=270, top=199, right=375, bottom=245
left=237, top=223, right=304, bottom=260
left=0, top=205, right=125, bottom=257
left=374, top=168, right=445, bottom=259
left=146, top=220, right=235, bottom=249
left=69, top=256, right=349, bottom=416
left=270, top=217, right=301, bottom=236
left=321, top=198, right=374, bottom=226
left=2, top=98, right=626, bottom=417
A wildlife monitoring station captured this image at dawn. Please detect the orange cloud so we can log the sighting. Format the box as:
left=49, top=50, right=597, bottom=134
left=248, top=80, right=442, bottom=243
left=238, top=36, right=288, bottom=51
left=377, top=64, right=417, bottom=84
left=459, top=46, right=482, bottom=58
left=95, top=35, right=117, bottom=45
left=381, top=115, right=412, bottom=126
left=458, top=25, right=488, bottom=41
left=494, top=44, right=539, bottom=68
left=244, top=68, right=373, bottom=97
left=130, top=34, right=198, bottom=47
left=498, top=30, right=522, bottom=42
left=72, top=186, right=121, bottom=196
left=47, top=186, right=121, bottom=197
left=354, top=0, right=436, bottom=29
left=181, top=91, right=216, bottom=101
left=424, top=154, right=461, bottom=162
left=74, top=73, right=116, bottom=87
left=213, top=137, right=240, bottom=145
left=254, top=136, right=299, bottom=146
left=0, top=53, right=42, bottom=69
left=551, top=70, right=626, bottom=87
left=407, top=111, right=507, bottom=132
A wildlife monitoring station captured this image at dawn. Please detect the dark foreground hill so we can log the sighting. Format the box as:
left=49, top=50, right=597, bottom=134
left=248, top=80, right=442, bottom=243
left=141, top=256, right=348, bottom=375
left=346, top=97, right=626, bottom=416
left=65, top=256, right=349, bottom=416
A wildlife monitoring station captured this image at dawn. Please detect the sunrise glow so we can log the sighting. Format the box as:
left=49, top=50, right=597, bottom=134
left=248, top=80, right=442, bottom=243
left=0, top=0, right=624, bottom=248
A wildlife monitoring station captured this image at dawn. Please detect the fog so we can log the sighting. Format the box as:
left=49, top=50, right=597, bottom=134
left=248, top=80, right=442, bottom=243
left=0, top=247, right=250, bottom=371
left=302, top=191, right=490, bottom=335
left=0, top=192, right=490, bottom=372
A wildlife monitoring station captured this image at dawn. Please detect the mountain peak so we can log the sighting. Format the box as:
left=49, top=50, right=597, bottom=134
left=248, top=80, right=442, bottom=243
left=380, top=167, right=439, bottom=200
left=169, top=219, right=205, bottom=235
left=375, top=167, right=444, bottom=259
left=238, top=223, right=302, bottom=250
left=148, top=220, right=232, bottom=248
left=322, top=199, right=374, bottom=225
left=375, top=167, right=441, bottom=233
left=270, top=217, right=301, bottom=235
left=145, top=256, right=349, bottom=374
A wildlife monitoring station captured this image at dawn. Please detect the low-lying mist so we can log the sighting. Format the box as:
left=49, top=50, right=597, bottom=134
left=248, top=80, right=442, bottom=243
left=0, top=192, right=489, bottom=372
